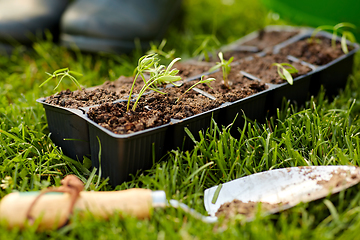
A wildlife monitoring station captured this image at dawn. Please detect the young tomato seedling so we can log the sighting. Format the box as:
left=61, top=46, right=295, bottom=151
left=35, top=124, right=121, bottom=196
left=310, top=22, right=356, bottom=54
left=209, top=52, right=234, bottom=88
left=272, top=63, right=298, bottom=85
left=39, top=68, right=83, bottom=90
left=128, top=54, right=182, bottom=111
left=176, top=75, right=216, bottom=103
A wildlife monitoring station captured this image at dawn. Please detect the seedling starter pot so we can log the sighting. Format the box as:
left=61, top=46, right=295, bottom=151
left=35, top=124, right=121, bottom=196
left=37, top=25, right=359, bottom=186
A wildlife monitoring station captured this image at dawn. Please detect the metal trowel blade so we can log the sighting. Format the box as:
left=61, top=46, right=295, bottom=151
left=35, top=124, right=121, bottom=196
left=204, top=166, right=360, bottom=218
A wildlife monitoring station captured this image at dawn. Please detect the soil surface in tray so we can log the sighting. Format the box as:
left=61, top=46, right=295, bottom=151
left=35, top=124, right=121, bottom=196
left=88, top=79, right=266, bottom=134
left=200, top=68, right=267, bottom=100
left=241, top=30, right=299, bottom=50
left=205, top=50, right=257, bottom=63
left=237, top=54, right=312, bottom=84
left=97, top=61, right=212, bottom=94
left=278, top=37, right=353, bottom=65
left=221, top=50, right=257, bottom=62
left=215, top=199, right=284, bottom=219
left=43, top=61, right=212, bottom=109
left=44, top=88, right=122, bottom=108
left=174, top=61, right=213, bottom=79
left=43, top=75, right=146, bottom=108
left=87, top=83, right=221, bottom=135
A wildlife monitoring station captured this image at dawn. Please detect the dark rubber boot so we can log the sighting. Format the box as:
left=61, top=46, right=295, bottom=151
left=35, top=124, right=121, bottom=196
left=60, top=0, right=182, bottom=54
left=0, top=0, right=70, bottom=53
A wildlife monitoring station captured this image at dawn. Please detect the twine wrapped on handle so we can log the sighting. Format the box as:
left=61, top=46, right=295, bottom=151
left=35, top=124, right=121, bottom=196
left=26, top=175, right=84, bottom=226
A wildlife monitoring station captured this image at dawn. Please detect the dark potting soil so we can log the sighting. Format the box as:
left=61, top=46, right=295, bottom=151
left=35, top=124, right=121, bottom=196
left=88, top=78, right=266, bottom=134
left=237, top=54, right=312, bottom=84
left=316, top=169, right=360, bottom=189
left=44, top=88, right=121, bottom=109
left=44, top=61, right=213, bottom=109
left=43, top=75, right=148, bottom=108
left=199, top=67, right=268, bottom=100
left=241, top=30, right=299, bottom=50
left=44, top=75, right=177, bottom=109
left=206, top=50, right=257, bottom=63
left=88, top=101, right=172, bottom=134
left=96, top=75, right=146, bottom=95
left=222, top=51, right=257, bottom=62
left=278, top=37, right=353, bottom=65
left=174, top=61, right=213, bottom=79
left=87, top=83, right=222, bottom=135
left=215, top=199, right=283, bottom=219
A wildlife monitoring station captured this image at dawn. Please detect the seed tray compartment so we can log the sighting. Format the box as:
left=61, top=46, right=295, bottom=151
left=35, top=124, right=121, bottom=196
left=273, top=29, right=360, bottom=97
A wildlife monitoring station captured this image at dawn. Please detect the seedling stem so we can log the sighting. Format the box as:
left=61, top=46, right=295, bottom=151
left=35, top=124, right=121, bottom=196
left=176, top=76, right=216, bottom=103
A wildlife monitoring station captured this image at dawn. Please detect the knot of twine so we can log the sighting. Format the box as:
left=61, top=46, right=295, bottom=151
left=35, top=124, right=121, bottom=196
left=26, top=175, right=84, bottom=225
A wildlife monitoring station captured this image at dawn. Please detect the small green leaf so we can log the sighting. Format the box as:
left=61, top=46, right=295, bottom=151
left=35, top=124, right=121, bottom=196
left=166, top=58, right=181, bottom=72
left=282, top=68, right=293, bottom=85
left=272, top=63, right=296, bottom=85
left=53, top=67, right=69, bottom=74
left=341, top=35, right=349, bottom=54
left=156, top=75, right=182, bottom=83
left=209, top=63, right=222, bottom=73
left=68, top=71, right=83, bottom=77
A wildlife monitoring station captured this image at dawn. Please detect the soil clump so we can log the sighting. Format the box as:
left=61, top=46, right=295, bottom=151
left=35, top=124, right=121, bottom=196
left=215, top=199, right=284, bottom=219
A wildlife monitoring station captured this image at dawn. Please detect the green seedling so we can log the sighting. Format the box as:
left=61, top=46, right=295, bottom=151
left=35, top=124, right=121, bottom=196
left=176, top=75, right=216, bottom=103
left=147, top=39, right=176, bottom=60
left=193, top=34, right=221, bottom=62
left=128, top=55, right=182, bottom=111
left=39, top=68, right=83, bottom=90
left=146, top=57, right=182, bottom=88
left=310, top=22, right=356, bottom=54
left=272, top=63, right=298, bottom=85
left=127, top=54, right=158, bottom=111
left=208, top=52, right=234, bottom=88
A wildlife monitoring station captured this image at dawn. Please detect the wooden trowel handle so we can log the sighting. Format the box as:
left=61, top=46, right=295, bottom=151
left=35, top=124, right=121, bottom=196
left=0, top=189, right=166, bottom=231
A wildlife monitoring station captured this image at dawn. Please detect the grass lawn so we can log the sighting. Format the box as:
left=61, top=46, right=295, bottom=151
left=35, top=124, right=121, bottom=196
left=1, top=0, right=360, bottom=239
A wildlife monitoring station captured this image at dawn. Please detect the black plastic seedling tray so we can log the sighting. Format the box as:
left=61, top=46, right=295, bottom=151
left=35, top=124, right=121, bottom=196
left=265, top=71, right=313, bottom=113
left=36, top=98, right=90, bottom=160
left=81, top=85, right=270, bottom=186
left=168, top=103, right=223, bottom=151
left=35, top=73, right=205, bottom=161
left=84, top=109, right=171, bottom=186
left=37, top=25, right=359, bottom=186
left=84, top=105, right=223, bottom=185
left=217, top=83, right=274, bottom=137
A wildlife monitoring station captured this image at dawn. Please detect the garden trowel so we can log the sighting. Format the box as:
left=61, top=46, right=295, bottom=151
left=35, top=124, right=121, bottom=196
left=1, top=165, right=359, bottom=230
left=202, top=165, right=360, bottom=221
